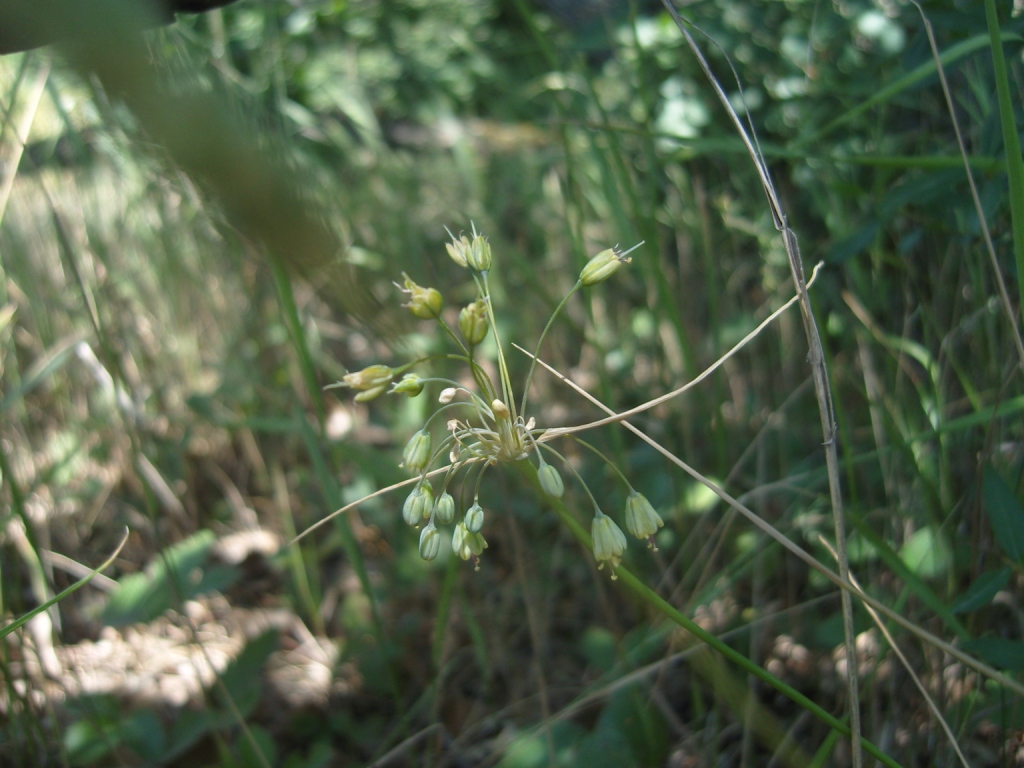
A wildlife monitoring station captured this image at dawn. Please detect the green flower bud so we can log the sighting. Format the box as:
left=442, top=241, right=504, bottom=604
left=435, top=491, right=456, bottom=525
left=591, top=510, right=627, bottom=577
left=402, top=482, right=433, bottom=526
left=464, top=502, right=485, bottom=533
left=398, top=272, right=443, bottom=319
left=452, top=522, right=488, bottom=562
left=354, top=383, right=389, bottom=403
left=491, top=399, right=510, bottom=420
left=466, top=235, right=492, bottom=272
left=340, top=364, right=394, bottom=392
left=402, top=429, right=431, bottom=472
left=579, top=242, right=643, bottom=287
left=580, top=248, right=628, bottom=286
left=419, top=522, right=441, bottom=560
left=459, top=299, right=489, bottom=345
left=624, top=491, right=664, bottom=546
left=445, top=232, right=471, bottom=268
left=391, top=373, right=425, bottom=397
left=538, top=464, right=564, bottom=499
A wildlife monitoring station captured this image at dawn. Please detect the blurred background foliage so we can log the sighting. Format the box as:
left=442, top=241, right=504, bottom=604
left=2, top=0, right=1024, bottom=766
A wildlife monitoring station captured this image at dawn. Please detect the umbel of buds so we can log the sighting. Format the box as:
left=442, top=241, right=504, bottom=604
left=329, top=224, right=656, bottom=576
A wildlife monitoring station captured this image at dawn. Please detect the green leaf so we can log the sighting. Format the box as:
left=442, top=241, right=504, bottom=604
left=899, top=527, right=952, bottom=579
left=982, top=468, right=1024, bottom=564
left=101, top=530, right=239, bottom=626
left=237, top=724, right=277, bottom=768
left=951, top=568, right=1011, bottom=614
left=0, top=529, right=127, bottom=641
left=65, top=718, right=123, bottom=766
left=963, top=638, right=1024, bottom=672
left=120, top=709, right=168, bottom=762
left=581, top=626, right=617, bottom=674
left=213, top=629, right=279, bottom=717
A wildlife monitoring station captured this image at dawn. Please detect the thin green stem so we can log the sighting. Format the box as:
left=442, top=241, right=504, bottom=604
left=520, top=282, right=581, bottom=416
left=480, top=271, right=518, bottom=421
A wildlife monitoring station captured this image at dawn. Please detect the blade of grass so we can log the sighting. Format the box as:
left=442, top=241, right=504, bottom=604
left=982, top=0, right=1024, bottom=332
left=659, top=3, right=863, bottom=760
left=0, top=528, right=128, bottom=641
left=807, top=31, right=1023, bottom=143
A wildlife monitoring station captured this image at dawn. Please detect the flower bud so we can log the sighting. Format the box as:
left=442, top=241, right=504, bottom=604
left=402, top=429, right=431, bottom=472
left=580, top=246, right=632, bottom=286
left=391, top=374, right=425, bottom=397
left=399, top=272, right=443, bottom=319
left=452, top=522, right=488, bottom=561
left=439, top=387, right=458, bottom=404
left=340, top=364, right=394, bottom=392
left=435, top=491, right=456, bottom=524
left=591, top=511, right=627, bottom=577
left=419, top=523, right=441, bottom=561
left=354, top=383, right=389, bottom=403
left=459, top=299, right=488, bottom=345
left=491, top=399, right=510, bottom=420
left=402, top=482, right=433, bottom=526
left=464, top=502, right=485, bottom=533
left=624, top=491, right=664, bottom=545
left=538, top=464, right=564, bottom=498
left=466, top=235, right=492, bottom=272
left=445, top=233, right=471, bottom=268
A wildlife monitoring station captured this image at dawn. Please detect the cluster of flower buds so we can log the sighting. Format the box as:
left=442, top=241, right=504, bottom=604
left=445, top=225, right=492, bottom=272
left=329, top=226, right=663, bottom=574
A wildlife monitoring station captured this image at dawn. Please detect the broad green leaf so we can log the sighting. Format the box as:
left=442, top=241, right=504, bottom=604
left=963, top=638, right=1024, bottom=672
left=899, top=527, right=952, bottom=579
left=951, top=568, right=1011, bottom=614
left=213, top=629, right=280, bottom=717
left=982, top=468, right=1024, bottom=564
left=101, top=530, right=239, bottom=626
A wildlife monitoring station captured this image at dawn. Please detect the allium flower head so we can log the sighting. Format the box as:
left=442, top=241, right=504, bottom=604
left=579, top=242, right=643, bottom=287
left=459, top=299, right=488, bottom=345
left=392, top=374, right=425, bottom=397
left=403, top=482, right=433, bottom=527
left=467, top=234, right=492, bottom=272
left=452, top=522, right=488, bottom=566
left=398, top=272, right=443, bottom=319
left=339, top=365, right=394, bottom=403
left=464, top=502, right=485, bottom=533
left=402, top=429, right=432, bottom=472
left=419, top=523, right=441, bottom=560
left=538, top=464, right=564, bottom=499
left=445, top=231, right=471, bottom=268
left=624, top=491, right=664, bottom=547
left=591, top=510, right=627, bottom=577
left=435, top=491, right=456, bottom=524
